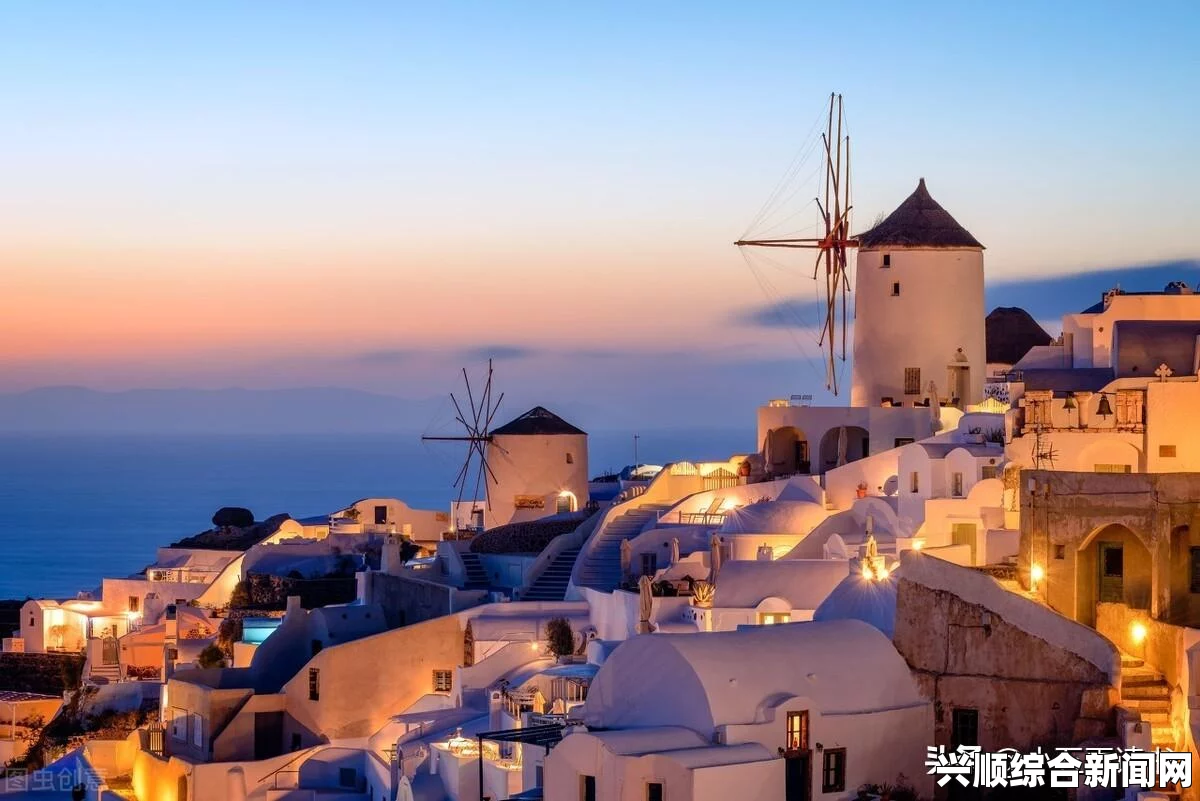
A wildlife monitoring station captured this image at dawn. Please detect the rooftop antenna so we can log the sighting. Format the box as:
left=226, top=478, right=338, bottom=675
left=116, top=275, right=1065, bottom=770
left=421, top=359, right=505, bottom=514
left=736, top=92, right=857, bottom=395
left=1031, top=424, right=1058, bottom=470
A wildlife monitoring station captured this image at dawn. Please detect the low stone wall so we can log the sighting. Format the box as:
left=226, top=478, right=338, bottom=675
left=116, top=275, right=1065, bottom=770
left=0, top=652, right=85, bottom=694
left=895, top=556, right=1118, bottom=751
left=1097, top=602, right=1187, bottom=688
left=368, top=572, right=485, bottom=629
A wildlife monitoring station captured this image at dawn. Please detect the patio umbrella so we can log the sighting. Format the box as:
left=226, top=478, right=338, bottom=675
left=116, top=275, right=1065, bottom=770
left=709, top=533, right=723, bottom=583
left=396, top=775, right=415, bottom=801
left=836, top=426, right=848, bottom=467
left=670, top=537, right=680, bottom=565
left=637, top=576, right=654, bottom=634
left=620, top=539, right=633, bottom=579
left=927, top=380, right=941, bottom=430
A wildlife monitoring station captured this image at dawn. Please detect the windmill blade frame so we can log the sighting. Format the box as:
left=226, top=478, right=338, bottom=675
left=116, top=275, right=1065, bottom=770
left=420, top=358, right=506, bottom=523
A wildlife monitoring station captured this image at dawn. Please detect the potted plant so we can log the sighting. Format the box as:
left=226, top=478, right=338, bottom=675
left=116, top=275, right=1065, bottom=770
left=856, top=481, right=869, bottom=498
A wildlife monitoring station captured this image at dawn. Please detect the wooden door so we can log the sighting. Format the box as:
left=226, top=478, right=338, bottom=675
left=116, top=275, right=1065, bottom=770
left=785, top=753, right=811, bottom=801
left=254, top=711, right=284, bottom=760
left=951, top=523, right=977, bottom=564
left=102, top=636, right=119, bottom=665
left=1099, top=542, right=1124, bottom=603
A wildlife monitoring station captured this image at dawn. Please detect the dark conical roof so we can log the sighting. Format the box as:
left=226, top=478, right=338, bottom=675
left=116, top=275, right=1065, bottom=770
left=857, top=178, right=983, bottom=249
left=491, top=406, right=586, bottom=436
left=986, top=307, right=1052, bottom=365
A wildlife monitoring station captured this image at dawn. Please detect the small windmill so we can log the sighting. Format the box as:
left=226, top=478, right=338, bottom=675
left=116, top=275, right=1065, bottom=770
left=422, top=360, right=505, bottom=523
left=736, top=92, right=857, bottom=395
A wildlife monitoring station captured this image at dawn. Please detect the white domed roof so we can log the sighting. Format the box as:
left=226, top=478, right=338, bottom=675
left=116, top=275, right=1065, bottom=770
left=813, top=567, right=900, bottom=638
left=718, top=501, right=826, bottom=537
left=582, top=620, right=924, bottom=734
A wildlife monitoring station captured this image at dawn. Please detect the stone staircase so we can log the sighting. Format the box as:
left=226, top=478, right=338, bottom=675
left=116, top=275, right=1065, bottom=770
left=459, top=552, right=490, bottom=589
left=522, top=546, right=581, bottom=602
left=575, top=504, right=672, bottom=591
left=1121, top=653, right=1175, bottom=751
left=88, top=662, right=121, bottom=685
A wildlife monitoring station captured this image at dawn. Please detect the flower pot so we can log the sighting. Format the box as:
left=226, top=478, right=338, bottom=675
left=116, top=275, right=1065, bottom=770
left=856, top=488, right=868, bottom=498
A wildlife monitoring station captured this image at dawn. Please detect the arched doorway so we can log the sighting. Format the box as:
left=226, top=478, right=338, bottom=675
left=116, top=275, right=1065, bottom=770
left=1076, top=523, right=1152, bottom=626
left=818, top=426, right=869, bottom=472
left=556, top=491, right=578, bottom=514
left=764, top=427, right=810, bottom=476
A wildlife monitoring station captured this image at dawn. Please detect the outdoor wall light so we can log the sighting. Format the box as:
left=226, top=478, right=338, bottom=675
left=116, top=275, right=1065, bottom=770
left=911, top=539, right=925, bottom=551
left=1030, top=563, right=1045, bottom=589
left=1131, top=621, right=1148, bottom=645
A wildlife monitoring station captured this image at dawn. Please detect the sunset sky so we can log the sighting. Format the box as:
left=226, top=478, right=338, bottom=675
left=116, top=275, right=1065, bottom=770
left=3, top=2, right=1198, bottom=425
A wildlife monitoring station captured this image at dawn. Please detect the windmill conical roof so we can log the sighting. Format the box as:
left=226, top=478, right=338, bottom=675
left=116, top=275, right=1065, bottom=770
left=857, top=178, right=983, bottom=249
left=491, top=406, right=586, bottom=436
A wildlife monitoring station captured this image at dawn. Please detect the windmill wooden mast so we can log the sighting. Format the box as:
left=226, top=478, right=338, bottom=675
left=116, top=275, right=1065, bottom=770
left=735, top=92, right=857, bottom=395
left=421, top=360, right=505, bottom=518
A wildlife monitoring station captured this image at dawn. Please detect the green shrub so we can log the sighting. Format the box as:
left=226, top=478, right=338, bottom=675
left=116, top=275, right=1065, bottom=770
left=545, top=617, right=575, bottom=658
left=197, top=644, right=227, bottom=669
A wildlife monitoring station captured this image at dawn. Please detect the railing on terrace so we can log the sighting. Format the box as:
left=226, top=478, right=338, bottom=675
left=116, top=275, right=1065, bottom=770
left=255, top=748, right=314, bottom=792
left=147, top=569, right=221, bottom=584
left=501, top=689, right=537, bottom=719
left=529, top=712, right=584, bottom=728
left=269, top=770, right=300, bottom=791
left=380, top=743, right=428, bottom=775
left=612, top=485, right=648, bottom=504
left=678, top=512, right=726, bottom=526
left=767, top=395, right=814, bottom=407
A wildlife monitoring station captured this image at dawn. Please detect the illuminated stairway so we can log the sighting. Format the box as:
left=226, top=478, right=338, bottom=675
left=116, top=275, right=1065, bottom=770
left=522, top=546, right=581, bottom=601
left=1120, top=653, right=1175, bottom=751
left=459, top=552, right=490, bottom=589
left=575, top=503, right=671, bottom=591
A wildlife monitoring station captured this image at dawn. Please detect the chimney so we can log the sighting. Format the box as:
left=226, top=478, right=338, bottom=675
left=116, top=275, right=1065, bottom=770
left=382, top=535, right=403, bottom=576
left=285, top=596, right=303, bottom=620
left=357, top=569, right=372, bottom=605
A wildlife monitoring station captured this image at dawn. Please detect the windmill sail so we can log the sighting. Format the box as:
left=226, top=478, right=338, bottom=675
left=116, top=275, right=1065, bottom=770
left=736, top=93, right=856, bottom=395
left=421, top=360, right=504, bottom=517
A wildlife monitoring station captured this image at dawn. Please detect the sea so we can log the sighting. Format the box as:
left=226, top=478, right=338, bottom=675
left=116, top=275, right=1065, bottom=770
left=0, top=429, right=752, bottom=599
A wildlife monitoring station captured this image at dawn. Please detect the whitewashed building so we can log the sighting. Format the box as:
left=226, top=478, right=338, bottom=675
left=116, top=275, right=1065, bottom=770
left=546, top=620, right=933, bottom=801
left=758, top=179, right=985, bottom=481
